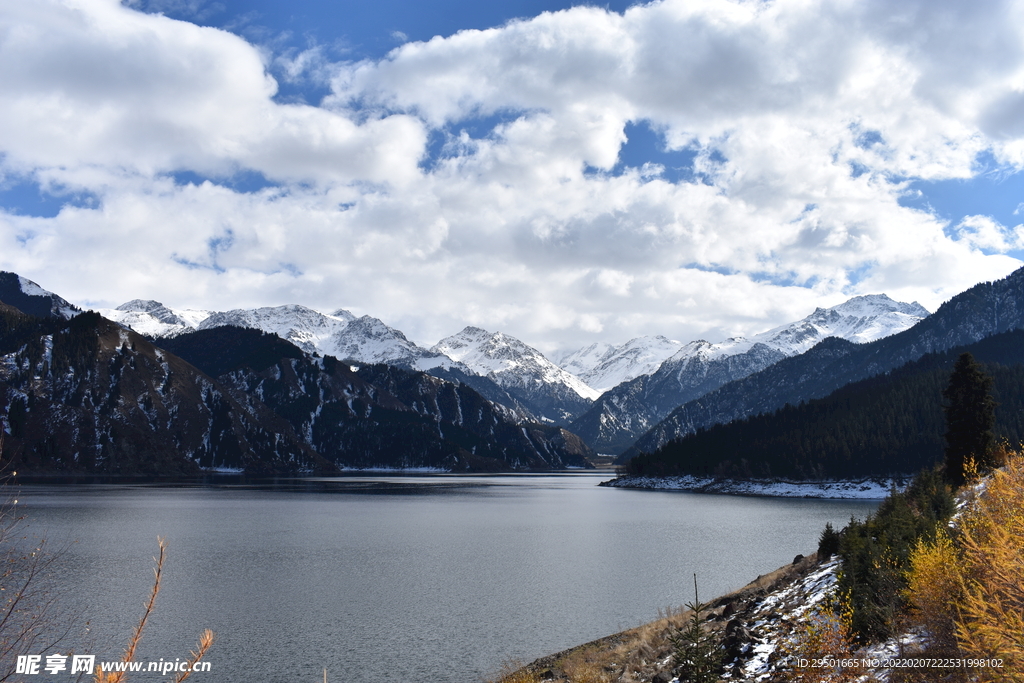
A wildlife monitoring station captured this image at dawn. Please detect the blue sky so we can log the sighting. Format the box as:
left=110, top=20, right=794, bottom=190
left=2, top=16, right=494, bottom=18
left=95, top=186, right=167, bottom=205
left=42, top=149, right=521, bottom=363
left=141, top=0, right=637, bottom=59
left=2, top=0, right=1024, bottom=352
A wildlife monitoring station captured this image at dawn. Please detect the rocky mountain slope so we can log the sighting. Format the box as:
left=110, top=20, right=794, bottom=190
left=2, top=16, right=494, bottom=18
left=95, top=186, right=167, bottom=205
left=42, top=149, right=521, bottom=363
left=0, top=287, right=594, bottom=473
left=626, top=266, right=1024, bottom=458
left=0, top=308, right=325, bottom=475
left=572, top=294, right=929, bottom=454
left=159, top=327, right=593, bottom=471
left=556, top=335, right=686, bottom=393
left=432, top=326, right=600, bottom=424
left=0, top=273, right=80, bottom=320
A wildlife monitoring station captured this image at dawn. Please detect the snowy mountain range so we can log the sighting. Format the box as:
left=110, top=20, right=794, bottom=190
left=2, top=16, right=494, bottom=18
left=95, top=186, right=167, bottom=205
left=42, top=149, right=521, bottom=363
left=568, top=294, right=931, bottom=454
left=624, top=267, right=1024, bottom=459
left=1, top=271, right=931, bottom=446
left=94, top=300, right=595, bottom=423
left=432, top=327, right=600, bottom=423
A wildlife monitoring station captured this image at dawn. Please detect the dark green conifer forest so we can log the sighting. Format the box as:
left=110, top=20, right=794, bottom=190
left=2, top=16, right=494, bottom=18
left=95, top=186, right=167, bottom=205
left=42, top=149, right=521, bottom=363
left=623, top=330, right=1024, bottom=479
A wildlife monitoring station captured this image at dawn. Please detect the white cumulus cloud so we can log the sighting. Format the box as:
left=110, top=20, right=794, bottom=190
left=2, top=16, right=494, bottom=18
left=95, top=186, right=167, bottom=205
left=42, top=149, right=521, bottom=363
left=2, top=0, right=1024, bottom=353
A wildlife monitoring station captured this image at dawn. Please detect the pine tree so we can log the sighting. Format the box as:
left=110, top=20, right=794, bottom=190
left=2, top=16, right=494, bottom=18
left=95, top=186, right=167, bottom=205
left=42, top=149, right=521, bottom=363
left=670, top=575, right=722, bottom=683
left=817, top=522, right=841, bottom=558
left=943, top=352, right=996, bottom=488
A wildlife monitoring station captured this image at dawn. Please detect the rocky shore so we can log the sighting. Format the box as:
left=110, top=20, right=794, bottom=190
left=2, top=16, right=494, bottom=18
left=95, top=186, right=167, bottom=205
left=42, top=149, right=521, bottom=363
left=600, top=475, right=905, bottom=499
left=504, top=551, right=837, bottom=683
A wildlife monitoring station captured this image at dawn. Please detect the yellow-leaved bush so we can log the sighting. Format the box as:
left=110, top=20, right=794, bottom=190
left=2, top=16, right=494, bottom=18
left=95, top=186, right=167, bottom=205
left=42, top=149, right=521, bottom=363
left=904, top=531, right=964, bottom=656
left=905, top=451, right=1024, bottom=682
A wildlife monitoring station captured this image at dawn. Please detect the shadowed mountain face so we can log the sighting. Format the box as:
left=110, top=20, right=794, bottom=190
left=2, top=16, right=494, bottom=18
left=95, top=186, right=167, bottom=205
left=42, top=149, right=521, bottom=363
left=624, top=266, right=1024, bottom=460
left=160, top=327, right=594, bottom=472
left=621, top=329, right=1024, bottom=479
left=0, top=304, right=593, bottom=474
left=0, top=309, right=324, bottom=475
left=570, top=342, right=787, bottom=454
left=0, top=272, right=79, bottom=320
left=571, top=294, right=929, bottom=455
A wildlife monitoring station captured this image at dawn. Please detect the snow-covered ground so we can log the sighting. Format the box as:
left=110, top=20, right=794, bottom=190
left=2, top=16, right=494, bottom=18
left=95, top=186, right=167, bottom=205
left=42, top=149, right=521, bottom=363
left=732, top=556, right=843, bottom=681
left=602, top=475, right=905, bottom=499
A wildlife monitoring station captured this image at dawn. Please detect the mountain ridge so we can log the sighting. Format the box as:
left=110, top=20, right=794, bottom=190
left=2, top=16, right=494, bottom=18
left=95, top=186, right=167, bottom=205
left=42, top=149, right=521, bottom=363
left=570, top=293, right=930, bottom=454
left=624, top=266, right=1024, bottom=459
left=0, top=305, right=594, bottom=474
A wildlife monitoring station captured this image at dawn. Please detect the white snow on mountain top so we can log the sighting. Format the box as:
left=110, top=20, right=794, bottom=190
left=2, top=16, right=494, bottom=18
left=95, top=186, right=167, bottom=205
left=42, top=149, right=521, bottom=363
left=555, top=342, right=615, bottom=376
left=432, top=326, right=601, bottom=401
left=95, top=300, right=213, bottom=337
left=17, top=276, right=49, bottom=298
left=197, top=305, right=354, bottom=354
left=325, top=315, right=454, bottom=369
left=559, top=336, right=687, bottom=393
left=562, top=293, right=930, bottom=387
left=661, top=294, right=929, bottom=365
left=745, top=293, right=929, bottom=356
left=94, top=291, right=927, bottom=405
left=97, top=301, right=354, bottom=355
left=17, top=275, right=78, bottom=319
left=97, top=299, right=456, bottom=370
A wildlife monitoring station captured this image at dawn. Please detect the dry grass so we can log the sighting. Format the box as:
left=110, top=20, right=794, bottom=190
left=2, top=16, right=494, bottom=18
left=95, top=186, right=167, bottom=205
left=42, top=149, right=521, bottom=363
left=493, top=560, right=815, bottom=683
left=487, top=609, right=688, bottom=683
left=484, top=658, right=543, bottom=683
left=93, top=538, right=213, bottom=683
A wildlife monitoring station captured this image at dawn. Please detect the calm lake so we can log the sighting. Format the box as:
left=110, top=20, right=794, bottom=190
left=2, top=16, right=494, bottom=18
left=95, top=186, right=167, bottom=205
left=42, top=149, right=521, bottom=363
left=15, top=473, right=879, bottom=683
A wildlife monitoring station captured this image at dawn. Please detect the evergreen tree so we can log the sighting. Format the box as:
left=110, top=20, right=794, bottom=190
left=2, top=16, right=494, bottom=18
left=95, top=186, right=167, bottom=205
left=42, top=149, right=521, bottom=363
left=943, top=352, right=996, bottom=488
left=817, top=522, right=841, bottom=558
left=670, top=576, right=722, bottom=683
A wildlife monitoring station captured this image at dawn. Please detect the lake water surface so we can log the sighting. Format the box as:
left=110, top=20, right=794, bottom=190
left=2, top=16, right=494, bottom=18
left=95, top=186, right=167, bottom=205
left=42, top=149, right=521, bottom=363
left=16, top=473, right=879, bottom=682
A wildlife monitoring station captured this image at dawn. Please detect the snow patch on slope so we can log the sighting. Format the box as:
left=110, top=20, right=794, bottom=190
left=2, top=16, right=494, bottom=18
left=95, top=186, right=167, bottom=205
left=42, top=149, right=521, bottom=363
left=433, top=326, right=600, bottom=401
left=559, top=336, right=686, bottom=393
left=602, top=475, right=903, bottom=499
left=560, top=294, right=928, bottom=397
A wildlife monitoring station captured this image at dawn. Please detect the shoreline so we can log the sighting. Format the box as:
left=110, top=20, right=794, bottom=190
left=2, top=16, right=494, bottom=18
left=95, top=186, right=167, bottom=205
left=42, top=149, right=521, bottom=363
left=600, top=474, right=907, bottom=499
left=506, top=551, right=833, bottom=682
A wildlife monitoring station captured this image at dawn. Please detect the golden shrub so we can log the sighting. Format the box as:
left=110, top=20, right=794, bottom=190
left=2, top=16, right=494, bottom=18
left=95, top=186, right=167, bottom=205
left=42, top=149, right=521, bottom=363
left=954, top=453, right=1024, bottom=682
left=904, top=531, right=964, bottom=654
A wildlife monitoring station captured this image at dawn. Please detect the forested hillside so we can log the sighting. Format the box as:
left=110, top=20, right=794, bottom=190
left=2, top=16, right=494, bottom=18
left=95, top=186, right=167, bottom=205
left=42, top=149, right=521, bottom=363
left=628, top=266, right=1024, bottom=457
left=0, top=304, right=593, bottom=475
left=622, top=329, right=1024, bottom=479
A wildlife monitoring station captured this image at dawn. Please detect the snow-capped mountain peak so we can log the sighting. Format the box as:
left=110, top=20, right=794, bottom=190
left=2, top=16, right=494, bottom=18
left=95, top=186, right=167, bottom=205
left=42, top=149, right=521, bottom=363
left=0, top=272, right=79, bottom=319
left=751, top=294, right=930, bottom=354
left=432, top=326, right=600, bottom=421
left=555, top=342, right=616, bottom=376
left=568, top=293, right=931, bottom=454
left=115, top=301, right=202, bottom=329
left=560, top=335, right=688, bottom=393
left=329, top=308, right=357, bottom=321
left=325, top=315, right=453, bottom=369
